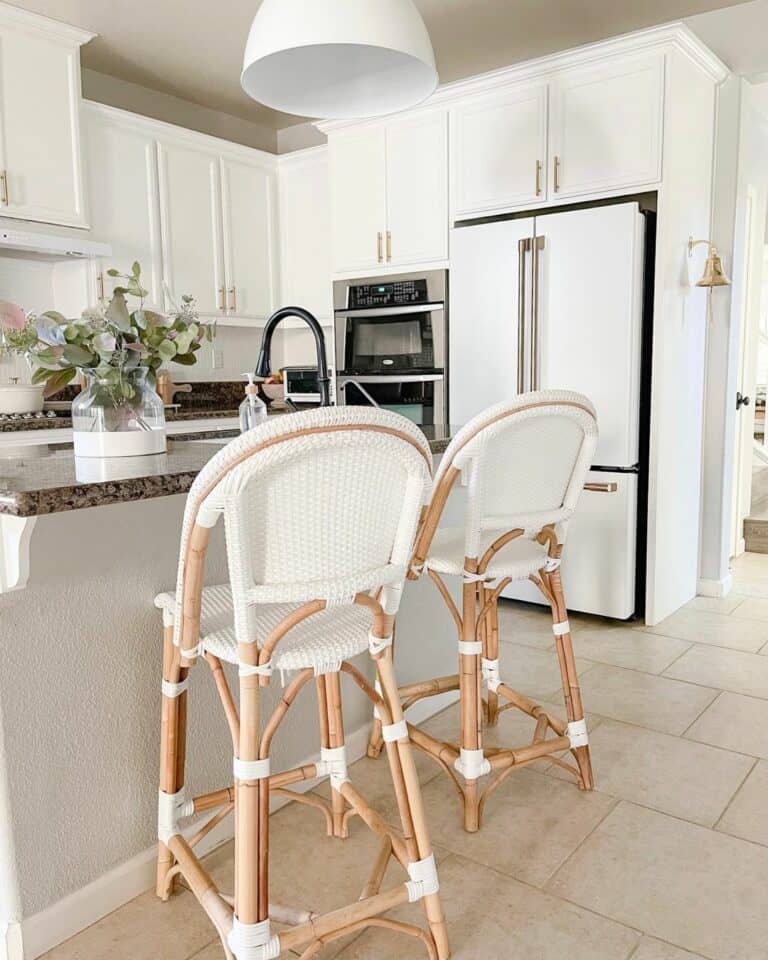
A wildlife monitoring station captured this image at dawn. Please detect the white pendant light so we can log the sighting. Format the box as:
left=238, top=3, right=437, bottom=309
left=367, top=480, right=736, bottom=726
left=241, top=0, right=438, bottom=119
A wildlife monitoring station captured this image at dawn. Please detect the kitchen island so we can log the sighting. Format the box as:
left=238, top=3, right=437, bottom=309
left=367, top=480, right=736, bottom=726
left=0, top=420, right=460, bottom=959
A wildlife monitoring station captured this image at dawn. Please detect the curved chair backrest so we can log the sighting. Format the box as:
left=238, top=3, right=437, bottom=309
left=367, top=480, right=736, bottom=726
left=172, top=407, right=433, bottom=649
left=413, top=390, right=598, bottom=568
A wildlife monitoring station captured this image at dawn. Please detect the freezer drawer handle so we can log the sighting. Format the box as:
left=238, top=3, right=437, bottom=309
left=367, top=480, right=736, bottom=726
left=583, top=482, right=618, bottom=493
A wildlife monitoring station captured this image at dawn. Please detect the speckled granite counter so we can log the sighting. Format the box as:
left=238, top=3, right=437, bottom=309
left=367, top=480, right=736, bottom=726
left=0, top=421, right=455, bottom=517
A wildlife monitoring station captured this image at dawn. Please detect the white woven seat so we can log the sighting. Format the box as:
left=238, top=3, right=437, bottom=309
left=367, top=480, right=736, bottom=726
left=155, top=585, right=373, bottom=672
left=424, top=527, right=549, bottom=581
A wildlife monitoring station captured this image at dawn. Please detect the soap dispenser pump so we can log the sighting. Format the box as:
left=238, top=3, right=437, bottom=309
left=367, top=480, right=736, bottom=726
left=239, top=373, right=267, bottom=433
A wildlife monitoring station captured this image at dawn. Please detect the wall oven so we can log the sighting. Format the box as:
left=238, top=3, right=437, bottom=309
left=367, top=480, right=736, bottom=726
left=333, top=270, right=448, bottom=427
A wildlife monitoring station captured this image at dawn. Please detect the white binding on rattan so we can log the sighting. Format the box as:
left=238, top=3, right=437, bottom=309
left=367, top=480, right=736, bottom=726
left=544, top=557, right=562, bottom=572
left=423, top=392, right=598, bottom=582
left=234, top=757, right=271, bottom=782
left=552, top=620, right=571, bottom=637
left=161, top=678, right=189, bottom=699
left=381, top=719, right=409, bottom=742
left=316, top=745, right=350, bottom=791
left=406, top=853, right=440, bottom=902
left=567, top=719, right=589, bottom=749
left=157, top=788, right=195, bottom=844
left=368, top=630, right=393, bottom=656
left=457, top=640, right=483, bottom=656
left=227, top=917, right=280, bottom=960
left=454, top=748, right=491, bottom=780
left=481, top=657, right=501, bottom=692
left=239, top=661, right=273, bottom=678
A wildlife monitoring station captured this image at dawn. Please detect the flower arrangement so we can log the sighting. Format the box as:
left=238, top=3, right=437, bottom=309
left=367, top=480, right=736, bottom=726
left=0, top=262, right=215, bottom=398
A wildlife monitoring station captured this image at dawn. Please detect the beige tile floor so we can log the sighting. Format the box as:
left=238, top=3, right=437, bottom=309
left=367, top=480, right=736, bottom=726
left=43, top=554, right=768, bottom=960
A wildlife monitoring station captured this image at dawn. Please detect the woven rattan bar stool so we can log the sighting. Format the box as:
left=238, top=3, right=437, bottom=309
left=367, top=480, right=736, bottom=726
left=153, top=407, right=448, bottom=960
left=368, top=391, right=599, bottom=833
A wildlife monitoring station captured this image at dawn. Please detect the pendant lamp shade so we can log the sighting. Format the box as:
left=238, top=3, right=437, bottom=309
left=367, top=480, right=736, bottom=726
left=241, top=0, right=438, bottom=119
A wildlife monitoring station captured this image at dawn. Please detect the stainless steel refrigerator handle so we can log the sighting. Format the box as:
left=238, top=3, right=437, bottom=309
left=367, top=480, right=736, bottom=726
left=340, top=380, right=380, bottom=407
left=517, top=238, right=531, bottom=393
left=531, top=236, right=545, bottom=390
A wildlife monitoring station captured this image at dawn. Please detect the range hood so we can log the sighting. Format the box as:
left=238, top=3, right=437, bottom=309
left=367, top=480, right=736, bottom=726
left=0, top=220, right=111, bottom=260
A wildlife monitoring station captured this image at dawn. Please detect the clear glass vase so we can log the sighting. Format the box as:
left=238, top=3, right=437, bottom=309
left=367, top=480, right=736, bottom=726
left=72, top=366, right=166, bottom=458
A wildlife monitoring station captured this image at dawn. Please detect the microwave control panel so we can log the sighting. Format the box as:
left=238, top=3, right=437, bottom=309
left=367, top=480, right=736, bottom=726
left=347, top=278, right=429, bottom=308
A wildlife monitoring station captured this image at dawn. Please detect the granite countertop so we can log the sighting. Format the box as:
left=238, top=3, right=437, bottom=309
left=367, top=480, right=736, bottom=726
left=0, top=421, right=455, bottom=518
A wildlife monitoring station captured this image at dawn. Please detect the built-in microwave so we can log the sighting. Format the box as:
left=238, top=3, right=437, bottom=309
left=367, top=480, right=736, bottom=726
left=333, top=270, right=448, bottom=428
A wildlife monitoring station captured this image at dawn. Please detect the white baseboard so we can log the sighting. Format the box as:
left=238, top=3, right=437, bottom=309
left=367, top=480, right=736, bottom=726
left=697, top=574, right=733, bottom=598
left=2, top=922, right=23, bottom=960
left=19, top=699, right=453, bottom=960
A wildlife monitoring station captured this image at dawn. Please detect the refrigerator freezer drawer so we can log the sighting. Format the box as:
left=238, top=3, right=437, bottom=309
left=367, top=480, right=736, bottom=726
left=503, top=470, right=638, bottom=620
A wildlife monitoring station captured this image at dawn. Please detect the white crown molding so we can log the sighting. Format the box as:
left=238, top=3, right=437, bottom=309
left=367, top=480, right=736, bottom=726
left=0, top=1, right=94, bottom=47
left=277, top=144, right=328, bottom=168
left=316, top=21, right=729, bottom=135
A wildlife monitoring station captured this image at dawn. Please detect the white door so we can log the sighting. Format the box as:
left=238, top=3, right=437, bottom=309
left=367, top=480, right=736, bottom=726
left=220, top=156, right=277, bottom=323
left=157, top=139, right=224, bottom=318
left=84, top=108, right=163, bottom=308
left=535, top=202, right=644, bottom=467
left=505, top=471, right=638, bottom=619
left=549, top=54, right=663, bottom=200
left=451, top=82, right=548, bottom=219
left=329, top=128, right=386, bottom=274
left=278, top=150, right=333, bottom=321
left=449, top=218, right=535, bottom=425
left=0, top=27, right=86, bottom=226
left=385, top=111, right=448, bottom=267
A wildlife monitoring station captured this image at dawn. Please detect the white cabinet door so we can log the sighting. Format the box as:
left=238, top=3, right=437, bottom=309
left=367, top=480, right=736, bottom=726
left=385, top=111, right=448, bottom=267
left=329, top=128, right=386, bottom=274
left=157, top=139, right=224, bottom=318
left=0, top=27, right=86, bottom=226
left=449, top=218, right=534, bottom=426
left=220, top=156, right=277, bottom=322
left=549, top=54, right=663, bottom=199
left=451, top=82, right=548, bottom=219
left=278, top=150, right=332, bottom=320
left=84, top=108, right=163, bottom=308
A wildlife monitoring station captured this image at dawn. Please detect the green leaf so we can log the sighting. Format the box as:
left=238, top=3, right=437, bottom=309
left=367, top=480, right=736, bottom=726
left=106, top=268, right=121, bottom=278
left=44, top=367, right=77, bottom=393
left=62, top=344, right=94, bottom=366
left=141, top=310, right=165, bottom=329
left=172, top=352, right=197, bottom=365
left=132, top=261, right=141, bottom=278
left=41, top=310, right=67, bottom=324
left=126, top=279, right=149, bottom=299
left=158, top=339, right=177, bottom=361
left=106, top=292, right=131, bottom=331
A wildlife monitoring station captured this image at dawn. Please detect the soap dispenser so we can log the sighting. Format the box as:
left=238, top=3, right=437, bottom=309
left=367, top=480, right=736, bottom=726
left=239, top=373, right=267, bottom=433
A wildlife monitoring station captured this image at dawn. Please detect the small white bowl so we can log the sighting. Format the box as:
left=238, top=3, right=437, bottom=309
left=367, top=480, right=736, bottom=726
left=0, top=383, right=44, bottom=414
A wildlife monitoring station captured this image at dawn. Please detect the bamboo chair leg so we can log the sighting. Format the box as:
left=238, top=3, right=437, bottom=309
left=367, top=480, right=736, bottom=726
left=234, top=666, right=265, bottom=934
left=548, top=568, right=593, bottom=791
left=375, top=646, right=450, bottom=960
left=157, top=625, right=189, bottom=900
left=325, top=672, right=349, bottom=838
left=458, top=573, right=483, bottom=833
left=484, top=591, right=500, bottom=728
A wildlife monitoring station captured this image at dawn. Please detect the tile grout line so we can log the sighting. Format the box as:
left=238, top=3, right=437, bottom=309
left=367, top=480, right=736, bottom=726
left=711, top=755, right=759, bottom=833
left=679, top=689, right=725, bottom=738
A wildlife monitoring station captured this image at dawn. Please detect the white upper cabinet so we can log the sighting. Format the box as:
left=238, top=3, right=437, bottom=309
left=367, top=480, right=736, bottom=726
left=220, top=156, right=277, bottom=321
left=329, top=127, right=387, bottom=274
left=548, top=54, right=664, bottom=200
left=84, top=107, right=163, bottom=308
left=0, top=9, right=91, bottom=227
left=385, top=111, right=448, bottom=267
left=451, top=82, right=547, bottom=218
left=278, top=149, right=332, bottom=320
left=329, top=110, right=448, bottom=275
left=157, top=138, right=224, bottom=318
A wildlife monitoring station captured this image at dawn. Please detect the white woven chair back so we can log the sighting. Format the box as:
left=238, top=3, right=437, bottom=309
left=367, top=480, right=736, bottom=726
left=436, top=391, right=598, bottom=557
left=172, top=407, right=432, bottom=644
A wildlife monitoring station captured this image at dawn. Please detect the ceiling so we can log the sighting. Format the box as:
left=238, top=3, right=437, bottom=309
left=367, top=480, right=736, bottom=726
left=3, top=0, right=755, bottom=128
left=687, top=0, right=768, bottom=80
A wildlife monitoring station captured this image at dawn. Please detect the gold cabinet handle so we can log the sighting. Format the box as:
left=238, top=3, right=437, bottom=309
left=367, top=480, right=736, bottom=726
left=535, top=160, right=542, bottom=197
left=377, top=232, right=383, bottom=263
left=553, top=155, right=561, bottom=193
left=97, top=272, right=105, bottom=302
left=217, top=287, right=226, bottom=311
left=386, top=231, right=392, bottom=262
left=227, top=287, right=237, bottom=312
left=0, top=170, right=8, bottom=205
left=583, top=481, right=618, bottom=493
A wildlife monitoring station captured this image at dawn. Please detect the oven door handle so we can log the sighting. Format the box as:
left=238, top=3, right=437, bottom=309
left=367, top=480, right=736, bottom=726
left=338, top=374, right=444, bottom=384
left=334, top=303, right=444, bottom=319
left=339, top=380, right=381, bottom=407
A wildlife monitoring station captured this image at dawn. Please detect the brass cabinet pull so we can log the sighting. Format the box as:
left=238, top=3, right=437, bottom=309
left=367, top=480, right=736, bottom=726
left=227, top=287, right=237, bottom=312
left=535, top=160, right=542, bottom=196
left=377, top=232, right=384, bottom=263
left=97, top=272, right=105, bottom=302
left=386, top=231, right=392, bottom=262
left=553, top=155, right=561, bottom=193
left=583, top=481, right=618, bottom=493
left=0, top=170, right=8, bottom=205
left=217, top=287, right=226, bottom=311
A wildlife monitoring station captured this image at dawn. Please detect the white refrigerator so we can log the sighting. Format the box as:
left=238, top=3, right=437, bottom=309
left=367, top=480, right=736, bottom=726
left=449, top=201, right=646, bottom=619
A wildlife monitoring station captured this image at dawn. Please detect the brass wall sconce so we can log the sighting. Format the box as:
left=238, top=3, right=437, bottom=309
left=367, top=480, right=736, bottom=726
left=688, top=236, right=731, bottom=287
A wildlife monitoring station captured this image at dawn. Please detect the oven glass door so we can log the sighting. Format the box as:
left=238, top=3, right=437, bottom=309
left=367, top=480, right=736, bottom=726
left=345, top=312, right=435, bottom=373
left=339, top=376, right=444, bottom=427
